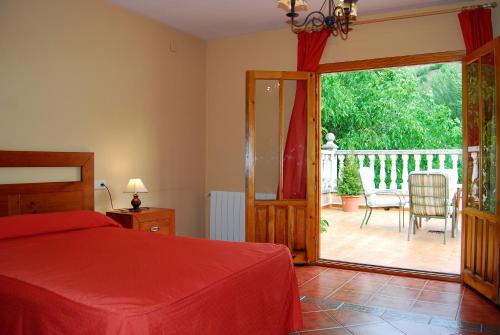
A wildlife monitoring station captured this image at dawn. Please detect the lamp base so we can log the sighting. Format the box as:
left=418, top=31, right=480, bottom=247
left=131, top=194, right=141, bottom=211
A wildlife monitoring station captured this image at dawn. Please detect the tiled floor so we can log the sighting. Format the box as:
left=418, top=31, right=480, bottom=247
left=320, top=207, right=461, bottom=274
left=291, top=266, right=500, bottom=334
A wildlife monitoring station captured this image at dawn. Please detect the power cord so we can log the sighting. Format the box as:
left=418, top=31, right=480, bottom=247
left=101, top=182, right=115, bottom=210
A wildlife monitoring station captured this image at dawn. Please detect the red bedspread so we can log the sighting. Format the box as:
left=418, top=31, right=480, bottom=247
left=0, top=211, right=302, bottom=335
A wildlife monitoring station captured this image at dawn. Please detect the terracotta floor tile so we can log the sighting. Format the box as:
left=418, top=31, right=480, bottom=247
left=301, top=311, right=341, bottom=331
left=389, top=320, right=456, bottom=335
left=326, top=289, right=372, bottom=305
left=296, top=266, right=326, bottom=285
left=429, top=319, right=482, bottom=334
left=388, top=276, right=428, bottom=289
left=319, top=268, right=359, bottom=281
left=482, top=324, right=500, bottom=334
left=418, top=290, right=462, bottom=305
left=457, top=303, right=500, bottom=326
left=343, top=278, right=385, bottom=294
left=328, top=308, right=383, bottom=327
left=301, top=296, right=343, bottom=312
left=461, top=288, right=496, bottom=306
left=410, top=301, right=458, bottom=319
left=302, top=301, right=323, bottom=313
left=347, top=322, right=404, bottom=335
left=355, top=272, right=391, bottom=283
left=425, top=280, right=464, bottom=294
left=378, top=284, right=421, bottom=299
left=294, top=266, right=500, bottom=335
left=380, top=310, right=431, bottom=324
left=366, top=294, right=414, bottom=311
left=300, top=284, right=337, bottom=299
left=305, top=276, right=350, bottom=290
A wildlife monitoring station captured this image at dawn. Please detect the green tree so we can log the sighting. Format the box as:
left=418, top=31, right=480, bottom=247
left=321, top=63, right=463, bottom=186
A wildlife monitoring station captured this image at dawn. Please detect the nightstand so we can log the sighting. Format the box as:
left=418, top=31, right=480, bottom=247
left=106, top=208, right=175, bottom=235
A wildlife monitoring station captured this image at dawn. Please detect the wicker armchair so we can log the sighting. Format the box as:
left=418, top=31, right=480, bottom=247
left=407, top=171, right=456, bottom=244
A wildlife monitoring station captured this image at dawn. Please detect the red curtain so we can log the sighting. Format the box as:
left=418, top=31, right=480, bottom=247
left=282, top=29, right=330, bottom=199
left=458, top=8, right=493, bottom=55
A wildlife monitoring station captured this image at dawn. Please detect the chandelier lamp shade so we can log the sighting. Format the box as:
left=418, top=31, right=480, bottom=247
left=277, top=0, right=359, bottom=36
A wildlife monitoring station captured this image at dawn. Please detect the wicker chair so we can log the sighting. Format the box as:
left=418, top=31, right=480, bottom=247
left=407, top=171, right=456, bottom=244
left=359, top=167, right=406, bottom=231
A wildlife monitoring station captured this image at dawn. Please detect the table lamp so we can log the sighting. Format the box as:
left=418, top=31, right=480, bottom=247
left=124, top=178, right=148, bottom=211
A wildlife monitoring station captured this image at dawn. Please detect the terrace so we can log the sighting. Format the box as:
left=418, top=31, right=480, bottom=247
left=320, top=133, right=463, bottom=274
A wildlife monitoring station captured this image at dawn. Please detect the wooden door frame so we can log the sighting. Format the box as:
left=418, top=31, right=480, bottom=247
left=315, top=50, right=466, bottom=282
left=461, top=38, right=500, bottom=303
left=245, top=70, right=320, bottom=263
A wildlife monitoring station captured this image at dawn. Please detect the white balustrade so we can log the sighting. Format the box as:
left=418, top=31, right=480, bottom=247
left=320, top=133, right=463, bottom=194
left=368, top=155, right=376, bottom=186
left=379, top=154, right=387, bottom=190
left=439, top=154, right=446, bottom=171
left=357, top=154, right=365, bottom=168
left=338, top=155, right=346, bottom=180
left=321, top=154, right=328, bottom=193
left=390, top=154, right=398, bottom=190
left=426, top=154, right=434, bottom=171
left=414, top=154, right=421, bottom=172
left=401, top=154, right=409, bottom=192
left=451, top=154, right=459, bottom=185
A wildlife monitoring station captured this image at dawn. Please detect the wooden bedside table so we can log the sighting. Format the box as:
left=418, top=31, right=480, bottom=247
left=106, top=208, right=175, bottom=235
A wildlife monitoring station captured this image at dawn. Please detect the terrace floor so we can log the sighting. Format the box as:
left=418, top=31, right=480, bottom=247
left=320, top=207, right=462, bottom=274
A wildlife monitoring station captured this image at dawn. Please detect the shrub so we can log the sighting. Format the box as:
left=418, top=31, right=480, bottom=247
left=337, top=156, right=362, bottom=196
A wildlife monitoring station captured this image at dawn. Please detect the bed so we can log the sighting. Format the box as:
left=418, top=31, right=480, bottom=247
left=0, top=151, right=302, bottom=335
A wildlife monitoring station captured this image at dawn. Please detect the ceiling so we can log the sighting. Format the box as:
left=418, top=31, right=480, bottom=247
left=109, top=0, right=473, bottom=40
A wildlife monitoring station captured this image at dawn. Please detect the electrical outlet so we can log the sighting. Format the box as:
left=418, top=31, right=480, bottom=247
left=94, top=180, right=107, bottom=190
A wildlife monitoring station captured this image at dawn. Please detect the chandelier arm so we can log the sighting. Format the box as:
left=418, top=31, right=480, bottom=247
left=333, top=5, right=349, bottom=35
left=320, top=0, right=329, bottom=12
left=290, top=11, right=327, bottom=29
left=284, top=0, right=357, bottom=35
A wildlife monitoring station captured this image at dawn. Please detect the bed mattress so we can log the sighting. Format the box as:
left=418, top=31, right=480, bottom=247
left=0, top=211, right=302, bottom=335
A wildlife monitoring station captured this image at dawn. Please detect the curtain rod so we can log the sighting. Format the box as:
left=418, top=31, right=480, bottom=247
left=353, top=1, right=497, bottom=26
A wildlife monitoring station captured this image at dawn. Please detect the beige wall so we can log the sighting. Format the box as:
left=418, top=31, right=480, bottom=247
left=494, top=5, right=500, bottom=37
left=0, top=0, right=206, bottom=237
left=2, top=0, right=499, bottom=239
left=205, top=9, right=500, bottom=235
left=205, top=12, right=466, bottom=190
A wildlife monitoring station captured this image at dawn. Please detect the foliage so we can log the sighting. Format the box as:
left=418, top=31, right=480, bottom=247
left=337, top=156, right=362, bottom=196
left=321, top=63, right=463, bottom=187
left=320, top=218, right=329, bottom=233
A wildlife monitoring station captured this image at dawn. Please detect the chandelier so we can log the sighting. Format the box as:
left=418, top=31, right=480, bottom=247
left=277, top=0, right=359, bottom=36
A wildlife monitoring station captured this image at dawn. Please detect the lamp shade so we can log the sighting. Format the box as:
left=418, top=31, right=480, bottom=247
left=341, top=0, right=358, bottom=18
left=124, top=178, right=148, bottom=194
left=277, top=0, right=308, bottom=12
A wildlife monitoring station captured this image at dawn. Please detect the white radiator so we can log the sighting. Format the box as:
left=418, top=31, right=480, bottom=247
left=209, top=191, right=245, bottom=241
left=209, top=191, right=276, bottom=241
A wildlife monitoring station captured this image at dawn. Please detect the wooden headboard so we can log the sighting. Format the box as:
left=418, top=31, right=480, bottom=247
left=0, top=151, right=94, bottom=216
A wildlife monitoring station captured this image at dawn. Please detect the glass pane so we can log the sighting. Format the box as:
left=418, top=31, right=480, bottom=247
left=282, top=80, right=307, bottom=200
left=466, top=60, right=480, bottom=209
left=481, top=52, right=496, bottom=213
left=255, top=80, right=279, bottom=200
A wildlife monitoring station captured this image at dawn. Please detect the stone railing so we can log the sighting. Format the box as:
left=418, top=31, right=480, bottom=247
left=321, top=133, right=462, bottom=194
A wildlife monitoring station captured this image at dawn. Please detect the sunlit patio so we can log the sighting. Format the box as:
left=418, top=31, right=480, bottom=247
left=320, top=206, right=462, bottom=274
